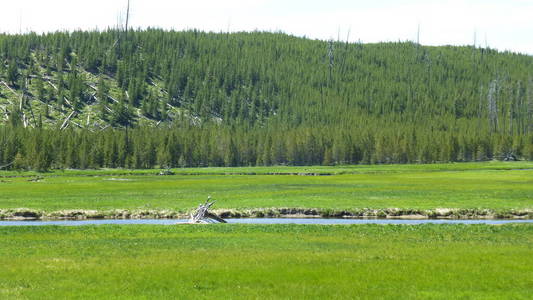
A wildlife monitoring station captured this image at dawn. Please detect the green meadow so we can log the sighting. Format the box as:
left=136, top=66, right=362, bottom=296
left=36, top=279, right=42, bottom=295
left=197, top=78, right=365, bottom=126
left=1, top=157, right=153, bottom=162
left=1, top=163, right=532, bottom=299
left=0, top=224, right=531, bottom=299
left=1, top=162, right=532, bottom=211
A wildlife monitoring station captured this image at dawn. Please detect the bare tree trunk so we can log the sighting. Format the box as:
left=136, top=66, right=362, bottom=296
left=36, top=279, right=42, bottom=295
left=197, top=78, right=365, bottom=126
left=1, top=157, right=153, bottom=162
left=526, top=78, right=533, bottom=133
left=509, top=81, right=519, bottom=135
left=328, top=40, right=334, bottom=87
left=487, top=79, right=499, bottom=133
left=477, top=85, right=483, bottom=132
left=125, top=0, right=130, bottom=38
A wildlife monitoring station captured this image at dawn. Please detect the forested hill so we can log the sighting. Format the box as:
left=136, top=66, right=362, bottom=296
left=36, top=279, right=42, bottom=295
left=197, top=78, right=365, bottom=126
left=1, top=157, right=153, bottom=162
left=0, top=29, right=532, bottom=170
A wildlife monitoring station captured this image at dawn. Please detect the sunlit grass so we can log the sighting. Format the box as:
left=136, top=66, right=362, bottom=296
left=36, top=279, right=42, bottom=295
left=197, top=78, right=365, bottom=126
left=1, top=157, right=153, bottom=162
left=1, top=162, right=532, bottom=211
left=0, top=224, right=531, bottom=299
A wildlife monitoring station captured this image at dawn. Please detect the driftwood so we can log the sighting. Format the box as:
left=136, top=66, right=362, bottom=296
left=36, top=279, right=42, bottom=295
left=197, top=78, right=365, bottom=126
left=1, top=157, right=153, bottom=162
left=189, top=198, right=227, bottom=224
left=27, top=176, right=44, bottom=182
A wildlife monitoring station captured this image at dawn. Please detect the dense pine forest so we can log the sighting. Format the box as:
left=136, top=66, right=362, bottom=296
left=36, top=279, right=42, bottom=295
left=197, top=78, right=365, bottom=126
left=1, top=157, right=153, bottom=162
left=0, top=29, right=532, bottom=170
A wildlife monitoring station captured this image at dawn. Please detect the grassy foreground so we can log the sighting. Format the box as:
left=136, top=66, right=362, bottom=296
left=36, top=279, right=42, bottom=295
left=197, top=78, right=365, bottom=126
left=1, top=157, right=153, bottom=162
left=0, top=162, right=532, bottom=212
left=0, top=224, right=531, bottom=299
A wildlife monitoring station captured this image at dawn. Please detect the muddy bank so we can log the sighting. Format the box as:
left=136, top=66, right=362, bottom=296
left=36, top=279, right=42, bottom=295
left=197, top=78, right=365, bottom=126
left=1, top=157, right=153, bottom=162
left=0, top=207, right=531, bottom=221
left=215, top=208, right=532, bottom=219
left=0, top=209, right=187, bottom=220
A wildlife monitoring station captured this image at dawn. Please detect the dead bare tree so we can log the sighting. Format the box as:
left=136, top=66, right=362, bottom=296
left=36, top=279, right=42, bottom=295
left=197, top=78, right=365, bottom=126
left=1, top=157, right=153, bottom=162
left=125, top=0, right=131, bottom=38
left=417, top=23, right=421, bottom=45
left=328, top=40, right=334, bottom=87
left=477, top=85, right=484, bottom=132
left=527, top=77, right=533, bottom=134
left=487, top=79, right=499, bottom=133
left=107, top=0, right=132, bottom=56
left=509, top=81, right=520, bottom=135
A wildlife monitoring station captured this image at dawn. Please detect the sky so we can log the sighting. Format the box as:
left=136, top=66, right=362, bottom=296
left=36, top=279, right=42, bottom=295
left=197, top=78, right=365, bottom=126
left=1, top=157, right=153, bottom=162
left=0, top=0, right=531, bottom=55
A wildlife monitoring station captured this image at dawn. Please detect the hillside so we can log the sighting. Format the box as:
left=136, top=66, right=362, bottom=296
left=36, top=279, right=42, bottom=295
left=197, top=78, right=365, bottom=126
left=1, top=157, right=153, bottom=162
left=0, top=29, right=532, bottom=170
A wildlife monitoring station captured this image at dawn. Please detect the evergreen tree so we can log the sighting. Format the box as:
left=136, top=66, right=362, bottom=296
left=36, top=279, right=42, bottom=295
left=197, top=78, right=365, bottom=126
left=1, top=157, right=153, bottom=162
left=6, top=60, right=19, bottom=86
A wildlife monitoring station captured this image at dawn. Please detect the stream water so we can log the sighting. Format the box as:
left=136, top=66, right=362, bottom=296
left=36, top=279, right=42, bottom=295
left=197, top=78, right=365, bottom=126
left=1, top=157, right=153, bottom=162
left=0, top=218, right=532, bottom=226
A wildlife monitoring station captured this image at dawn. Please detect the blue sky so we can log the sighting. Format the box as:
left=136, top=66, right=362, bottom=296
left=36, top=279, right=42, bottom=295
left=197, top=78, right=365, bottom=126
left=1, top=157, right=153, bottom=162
left=1, top=0, right=532, bottom=54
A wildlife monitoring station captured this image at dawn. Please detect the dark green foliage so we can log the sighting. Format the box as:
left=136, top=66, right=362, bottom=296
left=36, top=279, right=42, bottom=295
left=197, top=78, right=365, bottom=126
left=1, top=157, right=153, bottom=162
left=6, top=59, right=19, bottom=86
left=0, top=125, right=532, bottom=170
left=110, top=94, right=136, bottom=127
left=0, top=29, right=532, bottom=169
left=96, top=76, right=109, bottom=120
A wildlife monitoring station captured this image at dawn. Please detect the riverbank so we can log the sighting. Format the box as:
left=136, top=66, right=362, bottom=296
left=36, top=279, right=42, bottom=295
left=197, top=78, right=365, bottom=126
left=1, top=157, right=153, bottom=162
left=1, top=207, right=531, bottom=220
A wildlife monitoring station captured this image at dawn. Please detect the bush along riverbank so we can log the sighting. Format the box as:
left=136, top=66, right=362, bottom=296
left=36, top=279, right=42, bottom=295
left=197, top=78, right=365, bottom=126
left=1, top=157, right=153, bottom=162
left=0, top=207, right=531, bottom=220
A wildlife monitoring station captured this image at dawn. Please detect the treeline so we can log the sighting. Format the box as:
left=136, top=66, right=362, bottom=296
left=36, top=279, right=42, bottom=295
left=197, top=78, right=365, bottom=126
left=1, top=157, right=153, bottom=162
left=1, top=125, right=532, bottom=171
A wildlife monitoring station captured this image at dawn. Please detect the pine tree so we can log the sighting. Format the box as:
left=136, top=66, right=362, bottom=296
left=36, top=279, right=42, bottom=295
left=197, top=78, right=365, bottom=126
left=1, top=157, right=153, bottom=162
left=6, top=60, right=19, bottom=86
left=96, top=77, right=109, bottom=107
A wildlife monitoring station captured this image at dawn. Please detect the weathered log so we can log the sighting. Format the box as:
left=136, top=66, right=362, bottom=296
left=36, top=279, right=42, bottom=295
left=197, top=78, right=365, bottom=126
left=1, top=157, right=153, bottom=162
left=0, top=161, right=15, bottom=169
left=205, top=212, right=227, bottom=223
left=47, top=80, right=59, bottom=91
left=189, top=198, right=227, bottom=224
left=1, top=81, right=18, bottom=99
left=60, top=111, right=77, bottom=130
left=108, top=95, right=119, bottom=104
left=71, top=121, right=84, bottom=128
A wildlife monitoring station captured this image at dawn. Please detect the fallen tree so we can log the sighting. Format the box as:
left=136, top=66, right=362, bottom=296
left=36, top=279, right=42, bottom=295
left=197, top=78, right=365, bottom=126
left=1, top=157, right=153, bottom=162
left=189, top=197, right=227, bottom=224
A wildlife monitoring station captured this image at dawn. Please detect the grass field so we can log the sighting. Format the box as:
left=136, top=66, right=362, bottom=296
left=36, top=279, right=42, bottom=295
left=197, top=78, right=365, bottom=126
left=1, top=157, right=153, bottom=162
left=1, top=163, right=532, bottom=299
left=1, top=162, right=532, bottom=212
left=0, top=224, right=531, bottom=299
